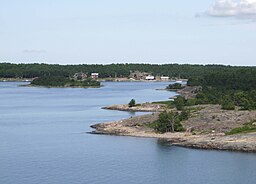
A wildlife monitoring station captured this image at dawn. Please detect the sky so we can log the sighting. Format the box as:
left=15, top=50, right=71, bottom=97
left=0, top=0, right=256, bottom=66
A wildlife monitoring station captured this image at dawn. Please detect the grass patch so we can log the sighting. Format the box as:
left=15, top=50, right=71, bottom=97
left=144, top=122, right=157, bottom=129
left=225, top=121, right=256, bottom=135
left=135, top=104, right=141, bottom=106
left=152, top=100, right=174, bottom=108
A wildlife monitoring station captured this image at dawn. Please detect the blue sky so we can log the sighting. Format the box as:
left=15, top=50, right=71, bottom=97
left=0, top=0, right=256, bottom=65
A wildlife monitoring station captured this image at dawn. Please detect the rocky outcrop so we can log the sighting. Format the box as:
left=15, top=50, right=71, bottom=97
left=91, top=113, right=159, bottom=135
left=102, top=103, right=166, bottom=112
left=183, top=105, right=256, bottom=133
left=176, top=86, right=202, bottom=99
left=173, top=133, right=256, bottom=152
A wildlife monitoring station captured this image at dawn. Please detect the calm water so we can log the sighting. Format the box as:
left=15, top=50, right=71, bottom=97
left=0, top=82, right=256, bottom=184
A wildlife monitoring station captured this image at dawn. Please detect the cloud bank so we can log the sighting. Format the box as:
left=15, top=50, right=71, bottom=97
left=207, top=0, right=256, bottom=19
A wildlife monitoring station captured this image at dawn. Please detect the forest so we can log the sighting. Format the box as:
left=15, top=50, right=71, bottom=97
left=1, top=63, right=255, bottom=79
left=186, top=69, right=256, bottom=110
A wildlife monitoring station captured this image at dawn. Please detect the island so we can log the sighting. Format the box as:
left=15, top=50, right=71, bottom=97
left=29, top=76, right=100, bottom=88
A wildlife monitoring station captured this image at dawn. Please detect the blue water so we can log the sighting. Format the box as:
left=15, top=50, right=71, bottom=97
left=0, top=82, right=256, bottom=184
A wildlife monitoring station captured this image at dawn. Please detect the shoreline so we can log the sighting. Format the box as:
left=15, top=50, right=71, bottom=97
left=102, top=103, right=167, bottom=112
left=1, top=77, right=188, bottom=83
left=90, top=104, right=256, bottom=153
left=90, top=116, right=256, bottom=153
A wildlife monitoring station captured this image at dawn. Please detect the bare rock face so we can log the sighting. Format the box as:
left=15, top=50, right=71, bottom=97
left=183, top=105, right=256, bottom=133
left=176, top=86, right=202, bottom=99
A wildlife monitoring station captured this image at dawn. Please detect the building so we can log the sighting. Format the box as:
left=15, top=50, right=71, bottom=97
left=129, top=71, right=150, bottom=80
left=73, top=72, right=87, bottom=80
left=91, top=73, right=99, bottom=79
left=160, top=76, right=170, bottom=81
left=145, top=75, right=155, bottom=80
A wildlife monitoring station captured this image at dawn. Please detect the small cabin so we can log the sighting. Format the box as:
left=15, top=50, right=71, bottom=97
left=91, top=73, right=99, bottom=79
left=160, top=76, right=169, bottom=81
left=145, top=75, right=155, bottom=80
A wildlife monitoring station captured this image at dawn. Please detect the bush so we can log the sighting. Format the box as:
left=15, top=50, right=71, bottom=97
left=166, top=83, right=183, bottom=90
left=221, top=95, right=235, bottom=110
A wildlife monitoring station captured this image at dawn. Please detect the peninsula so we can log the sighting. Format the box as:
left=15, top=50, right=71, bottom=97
left=91, top=104, right=256, bottom=152
left=91, top=69, right=256, bottom=152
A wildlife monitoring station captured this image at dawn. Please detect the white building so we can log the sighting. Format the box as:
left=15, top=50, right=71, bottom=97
left=160, top=76, right=169, bottom=81
left=91, top=73, right=99, bottom=79
left=145, top=75, right=155, bottom=80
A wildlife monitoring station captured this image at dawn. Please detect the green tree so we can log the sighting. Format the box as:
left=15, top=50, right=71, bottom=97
left=128, top=99, right=136, bottom=107
left=241, top=98, right=253, bottom=110
left=174, top=96, right=186, bottom=110
left=179, top=109, right=190, bottom=121
left=234, top=91, right=247, bottom=106
left=153, top=111, right=184, bottom=133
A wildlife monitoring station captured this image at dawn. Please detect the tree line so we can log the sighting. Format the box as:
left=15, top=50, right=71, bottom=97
left=1, top=63, right=255, bottom=79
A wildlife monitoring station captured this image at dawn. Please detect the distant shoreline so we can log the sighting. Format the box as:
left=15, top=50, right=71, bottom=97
left=20, top=84, right=102, bottom=89
left=0, top=78, right=32, bottom=82
left=0, top=77, right=188, bottom=83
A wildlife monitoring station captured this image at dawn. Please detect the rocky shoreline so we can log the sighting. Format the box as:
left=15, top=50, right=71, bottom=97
left=102, top=103, right=167, bottom=112
left=91, top=105, right=256, bottom=152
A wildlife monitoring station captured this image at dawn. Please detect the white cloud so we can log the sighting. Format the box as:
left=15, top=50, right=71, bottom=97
left=207, top=0, right=256, bottom=18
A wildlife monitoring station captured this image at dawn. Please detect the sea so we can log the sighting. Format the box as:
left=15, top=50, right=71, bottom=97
left=0, top=82, right=256, bottom=184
